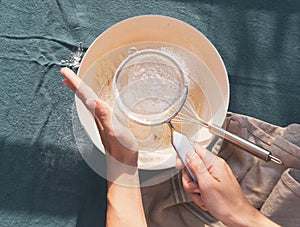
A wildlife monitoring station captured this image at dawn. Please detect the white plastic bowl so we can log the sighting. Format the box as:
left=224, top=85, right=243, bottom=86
left=76, top=15, right=229, bottom=170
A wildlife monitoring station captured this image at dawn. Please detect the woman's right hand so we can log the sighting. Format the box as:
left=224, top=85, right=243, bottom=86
left=182, top=147, right=279, bottom=227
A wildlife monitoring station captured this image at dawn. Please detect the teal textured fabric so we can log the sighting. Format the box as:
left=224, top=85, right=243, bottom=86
left=0, top=0, right=299, bottom=226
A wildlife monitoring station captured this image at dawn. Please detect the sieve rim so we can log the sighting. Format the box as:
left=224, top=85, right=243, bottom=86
left=112, top=48, right=188, bottom=126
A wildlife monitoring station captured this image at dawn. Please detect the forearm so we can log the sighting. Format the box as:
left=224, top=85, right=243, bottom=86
left=106, top=178, right=147, bottom=227
left=106, top=156, right=147, bottom=227
left=227, top=204, right=280, bottom=227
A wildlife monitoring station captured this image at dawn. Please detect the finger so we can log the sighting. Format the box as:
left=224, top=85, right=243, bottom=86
left=194, top=145, right=217, bottom=170
left=95, top=117, right=112, bottom=151
left=194, top=144, right=206, bottom=159
left=60, top=68, right=138, bottom=152
left=62, top=79, right=76, bottom=92
left=60, top=68, right=113, bottom=133
left=187, top=150, right=214, bottom=189
left=60, top=67, right=81, bottom=90
left=60, top=68, right=121, bottom=131
left=87, top=99, right=138, bottom=151
left=210, top=157, right=235, bottom=183
left=182, top=169, right=200, bottom=193
left=175, top=155, right=183, bottom=169
left=195, top=146, right=229, bottom=181
left=85, top=99, right=112, bottom=131
left=94, top=117, right=104, bottom=132
left=190, top=193, right=208, bottom=211
left=60, top=67, right=98, bottom=102
left=94, top=100, right=113, bottom=131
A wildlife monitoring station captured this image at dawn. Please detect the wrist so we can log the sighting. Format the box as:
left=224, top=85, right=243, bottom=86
left=107, top=149, right=138, bottom=167
left=226, top=205, right=279, bottom=227
left=105, top=134, right=139, bottom=167
left=106, top=152, right=139, bottom=187
left=228, top=206, right=260, bottom=227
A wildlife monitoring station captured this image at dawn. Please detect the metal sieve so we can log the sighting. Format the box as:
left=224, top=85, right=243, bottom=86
left=113, top=48, right=188, bottom=126
left=113, top=48, right=283, bottom=182
left=113, top=48, right=197, bottom=181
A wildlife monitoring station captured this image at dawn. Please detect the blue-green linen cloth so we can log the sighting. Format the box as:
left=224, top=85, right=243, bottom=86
left=0, top=0, right=299, bottom=226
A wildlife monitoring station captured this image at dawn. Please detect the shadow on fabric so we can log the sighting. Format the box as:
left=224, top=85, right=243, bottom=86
left=0, top=139, right=107, bottom=227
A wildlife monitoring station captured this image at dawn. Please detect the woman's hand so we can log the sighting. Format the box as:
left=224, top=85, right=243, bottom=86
left=61, top=67, right=147, bottom=226
left=60, top=67, right=138, bottom=167
left=182, top=147, right=279, bottom=227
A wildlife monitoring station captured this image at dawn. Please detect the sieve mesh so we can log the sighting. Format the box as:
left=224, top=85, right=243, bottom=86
left=113, top=49, right=188, bottom=125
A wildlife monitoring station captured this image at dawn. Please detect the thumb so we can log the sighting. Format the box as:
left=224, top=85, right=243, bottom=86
left=86, top=99, right=138, bottom=151
left=86, top=99, right=112, bottom=131
left=187, top=150, right=214, bottom=190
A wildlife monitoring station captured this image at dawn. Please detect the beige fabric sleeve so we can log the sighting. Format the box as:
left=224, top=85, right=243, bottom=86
left=260, top=168, right=300, bottom=227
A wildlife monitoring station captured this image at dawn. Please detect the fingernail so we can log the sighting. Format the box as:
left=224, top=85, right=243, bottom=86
left=176, top=157, right=181, bottom=164
left=176, top=158, right=182, bottom=169
left=86, top=99, right=97, bottom=110
left=193, top=188, right=201, bottom=194
left=186, top=153, right=192, bottom=162
left=60, top=67, right=68, bottom=74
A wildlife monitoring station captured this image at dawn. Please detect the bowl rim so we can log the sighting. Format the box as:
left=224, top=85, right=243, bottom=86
left=75, top=15, right=230, bottom=170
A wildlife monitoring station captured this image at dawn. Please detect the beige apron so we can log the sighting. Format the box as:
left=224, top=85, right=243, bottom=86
left=141, top=113, right=300, bottom=227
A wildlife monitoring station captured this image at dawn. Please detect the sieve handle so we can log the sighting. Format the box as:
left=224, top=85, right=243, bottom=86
left=172, top=131, right=197, bottom=182
left=208, top=124, right=283, bottom=165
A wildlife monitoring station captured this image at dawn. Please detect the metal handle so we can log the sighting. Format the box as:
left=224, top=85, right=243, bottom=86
left=208, top=124, right=283, bottom=165
left=169, top=123, right=197, bottom=182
